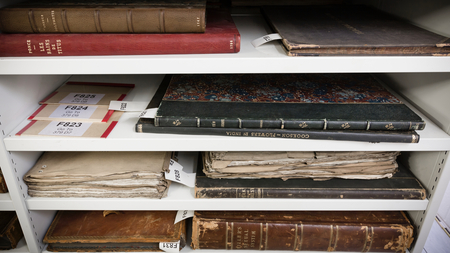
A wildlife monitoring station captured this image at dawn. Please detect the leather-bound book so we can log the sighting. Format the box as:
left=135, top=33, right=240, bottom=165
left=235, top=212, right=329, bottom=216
left=261, top=5, right=450, bottom=56
left=44, top=211, right=186, bottom=252
left=191, top=211, right=414, bottom=252
left=0, top=211, right=24, bottom=249
left=0, top=0, right=206, bottom=33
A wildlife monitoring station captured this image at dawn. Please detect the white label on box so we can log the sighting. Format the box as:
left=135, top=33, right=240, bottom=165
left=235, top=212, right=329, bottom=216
left=49, top=105, right=97, bottom=119
left=39, top=121, right=92, bottom=136
left=174, top=210, right=194, bottom=224
left=164, top=159, right=196, bottom=188
left=109, top=101, right=148, bottom=111
left=139, top=108, right=157, bottom=118
left=251, top=33, right=282, bottom=47
left=59, top=93, right=105, bottom=105
left=159, top=241, right=180, bottom=253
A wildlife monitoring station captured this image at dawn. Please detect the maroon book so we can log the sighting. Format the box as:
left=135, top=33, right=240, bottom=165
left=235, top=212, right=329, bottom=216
left=0, top=9, right=240, bottom=57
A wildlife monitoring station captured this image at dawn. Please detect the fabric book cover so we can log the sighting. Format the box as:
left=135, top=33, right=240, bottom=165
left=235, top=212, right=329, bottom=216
left=0, top=0, right=206, bottom=33
left=0, top=211, right=23, bottom=249
left=191, top=210, right=414, bottom=252
left=195, top=154, right=426, bottom=199
left=261, top=5, right=450, bottom=56
left=154, top=73, right=425, bottom=131
left=44, top=211, right=186, bottom=252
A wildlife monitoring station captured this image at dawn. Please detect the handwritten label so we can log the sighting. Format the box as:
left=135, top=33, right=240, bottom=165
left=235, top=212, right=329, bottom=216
left=59, top=93, right=105, bottom=105
left=175, top=210, right=194, bottom=224
left=49, top=105, right=97, bottom=119
left=251, top=33, right=282, bottom=47
left=139, top=108, right=157, bottom=118
left=39, top=121, right=92, bottom=136
left=109, top=101, right=148, bottom=111
left=164, top=159, right=196, bottom=188
left=159, top=241, right=180, bottom=253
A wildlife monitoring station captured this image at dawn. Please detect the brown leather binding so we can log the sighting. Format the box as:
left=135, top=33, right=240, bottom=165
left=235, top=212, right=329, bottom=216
left=0, top=211, right=24, bottom=249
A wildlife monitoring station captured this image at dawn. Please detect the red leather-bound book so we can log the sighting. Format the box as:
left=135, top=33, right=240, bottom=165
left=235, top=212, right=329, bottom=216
left=0, top=9, right=240, bottom=57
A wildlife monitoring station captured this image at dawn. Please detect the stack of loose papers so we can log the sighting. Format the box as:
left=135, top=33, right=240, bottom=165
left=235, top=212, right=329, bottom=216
left=24, top=152, right=172, bottom=198
left=203, top=151, right=400, bottom=180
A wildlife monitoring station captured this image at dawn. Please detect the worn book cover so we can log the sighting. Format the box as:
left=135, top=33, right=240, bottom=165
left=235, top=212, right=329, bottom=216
left=191, top=210, right=414, bottom=252
left=154, top=74, right=425, bottom=131
left=44, top=211, right=186, bottom=252
left=0, top=211, right=23, bottom=249
left=16, top=111, right=123, bottom=138
left=24, top=151, right=172, bottom=198
left=39, top=81, right=135, bottom=107
left=195, top=155, right=426, bottom=199
left=28, top=104, right=114, bottom=122
left=0, top=0, right=206, bottom=33
left=261, top=5, right=450, bottom=56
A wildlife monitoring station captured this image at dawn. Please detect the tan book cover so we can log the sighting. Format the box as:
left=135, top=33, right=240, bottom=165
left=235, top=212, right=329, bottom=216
left=16, top=111, right=123, bottom=138
left=44, top=211, right=186, bottom=252
left=40, top=81, right=135, bottom=107
left=29, top=104, right=114, bottom=122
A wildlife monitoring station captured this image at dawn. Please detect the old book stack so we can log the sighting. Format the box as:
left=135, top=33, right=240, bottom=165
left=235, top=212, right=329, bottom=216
left=23, top=151, right=172, bottom=198
left=136, top=73, right=425, bottom=143
left=191, top=210, right=414, bottom=252
left=260, top=5, right=450, bottom=56
left=0, top=0, right=241, bottom=56
left=0, top=211, right=24, bottom=250
left=16, top=81, right=134, bottom=138
left=43, top=211, right=186, bottom=252
left=195, top=151, right=427, bottom=199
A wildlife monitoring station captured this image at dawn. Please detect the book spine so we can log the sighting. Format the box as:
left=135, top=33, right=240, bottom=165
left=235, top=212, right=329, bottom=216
left=2, top=215, right=23, bottom=249
left=0, top=8, right=205, bottom=33
left=195, top=187, right=426, bottom=199
left=191, top=218, right=412, bottom=252
left=0, top=33, right=239, bottom=56
left=136, top=122, right=420, bottom=143
left=154, top=116, right=425, bottom=131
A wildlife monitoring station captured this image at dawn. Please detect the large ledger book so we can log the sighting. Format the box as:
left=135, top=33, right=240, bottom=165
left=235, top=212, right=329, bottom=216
left=24, top=151, right=172, bottom=198
left=191, top=211, right=414, bottom=252
left=44, top=211, right=186, bottom=252
left=0, top=211, right=23, bottom=249
left=203, top=151, right=401, bottom=180
left=154, top=74, right=425, bottom=131
left=195, top=159, right=426, bottom=199
left=0, top=0, right=206, bottom=33
left=261, top=5, right=450, bottom=56
left=0, top=9, right=240, bottom=56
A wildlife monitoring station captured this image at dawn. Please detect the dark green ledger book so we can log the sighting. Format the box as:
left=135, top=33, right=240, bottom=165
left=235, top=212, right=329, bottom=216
left=154, top=74, right=425, bottom=131
left=195, top=157, right=426, bottom=199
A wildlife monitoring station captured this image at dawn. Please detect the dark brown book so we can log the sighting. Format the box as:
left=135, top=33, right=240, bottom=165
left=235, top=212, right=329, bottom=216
left=191, top=211, right=414, bottom=252
left=0, top=211, right=24, bottom=249
left=0, top=0, right=206, bottom=33
left=262, top=5, right=450, bottom=56
left=0, top=170, right=7, bottom=193
left=44, top=211, right=186, bottom=252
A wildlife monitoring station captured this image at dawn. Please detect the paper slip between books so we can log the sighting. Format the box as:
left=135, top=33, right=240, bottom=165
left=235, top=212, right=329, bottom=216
left=24, top=151, right=172, bottom=198
left=40, top=81, right=134, bottom=106
left=16, top=111, right=123, bottom=138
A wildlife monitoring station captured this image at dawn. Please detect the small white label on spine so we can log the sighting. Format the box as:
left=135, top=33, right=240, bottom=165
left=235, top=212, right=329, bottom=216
left=175, top=210, right=194, bottom=224
left=109, top=101, right=148, bottom=111
left=139, top=108, right=158, bottom=118
left=159, top=241, right=180, bottom=253
left=59, top=93, right=105, bottom=105
left=251, top=33, right=282, bottom=47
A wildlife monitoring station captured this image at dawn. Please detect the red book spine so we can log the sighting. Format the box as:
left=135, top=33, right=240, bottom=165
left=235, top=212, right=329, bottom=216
left=0, top=10, right=240, bottom=57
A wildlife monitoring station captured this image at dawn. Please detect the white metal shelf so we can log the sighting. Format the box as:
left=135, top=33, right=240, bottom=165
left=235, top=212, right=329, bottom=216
left=3, top=74, right=450, bottom=152
left=0, top=193, right=14, bottom=210
left=1, top=15, right=450, bottom=75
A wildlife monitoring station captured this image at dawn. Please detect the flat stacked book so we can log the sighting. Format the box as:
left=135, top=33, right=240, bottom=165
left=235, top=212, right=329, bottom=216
left=261, top=5, right=450, bottom=56
left=0, top=211, right=24, bottom=250
left=16, top=81, right=134, bottom=138
left=191, top=211, right=414, bottom=252
left=24, top=151, right=173, bottom=198
left=195, top=153, right=426, bottom=199
left=135, top=73, right=422, bottom=143
left=44, top=211, right=186, bottom=252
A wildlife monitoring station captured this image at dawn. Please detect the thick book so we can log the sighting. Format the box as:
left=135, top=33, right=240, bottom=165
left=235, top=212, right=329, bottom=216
left=0, top=211, right=24, bottom=249
left=195, top=158, right=427, bottom=199
left=154, top=74, right=425, bottom=131
left=261, top=5, right=450, bottom=56
left=0, top=0, right=206, bottom=33
left=191, top=211, right=414, bottom=252
left=0, top=9, right=240, bottom=56
left=44, top=211, right=186, bottom=252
